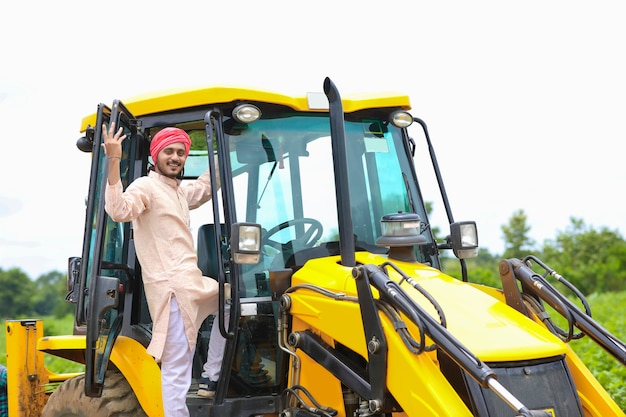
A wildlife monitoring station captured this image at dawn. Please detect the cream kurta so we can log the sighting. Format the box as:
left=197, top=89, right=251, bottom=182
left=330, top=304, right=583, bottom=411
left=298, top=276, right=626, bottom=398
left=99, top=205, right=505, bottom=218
left=105, top=169, right=219, bottom=362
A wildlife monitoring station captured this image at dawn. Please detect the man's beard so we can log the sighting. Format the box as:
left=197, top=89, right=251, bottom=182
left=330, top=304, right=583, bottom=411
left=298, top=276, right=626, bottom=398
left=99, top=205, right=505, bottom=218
left=157, top=160, right=183, bottom=179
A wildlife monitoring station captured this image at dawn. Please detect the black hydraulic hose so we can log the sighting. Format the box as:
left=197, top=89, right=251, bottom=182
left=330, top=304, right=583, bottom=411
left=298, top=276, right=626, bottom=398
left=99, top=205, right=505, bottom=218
left=521, top=293, right=577, bottom=341
left=286, top=283, right=431, bottom=353
left=377, top=298, right=432, bottom=354
left=524, top=255, right=592, bottom=316
left=509, top=260, right=578, bottom=342
left=323, top=77, right=356, bottom=267
left=510, top=258, right=626, bottom=365
left=527, top=275, right=583, bottom=342
left=381, top=261, right=447, bottom=328
left=282, top=385, right=338, bottom=417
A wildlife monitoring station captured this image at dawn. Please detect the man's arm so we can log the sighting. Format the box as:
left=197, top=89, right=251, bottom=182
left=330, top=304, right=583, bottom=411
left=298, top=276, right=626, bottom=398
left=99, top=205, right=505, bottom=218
left=188, top=155, right=221, bottom=209
left=101, top=122, right=126, bottom=185
left=210, top=154, right=221, bottom=190
left=100, top=121, right=147, bottom=223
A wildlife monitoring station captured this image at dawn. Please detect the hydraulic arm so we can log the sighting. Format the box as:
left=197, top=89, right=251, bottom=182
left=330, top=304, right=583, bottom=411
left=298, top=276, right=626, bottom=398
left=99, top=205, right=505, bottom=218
left=500, top=256, right=626, bottom=365
left=355, top=262, right=552, bottom=417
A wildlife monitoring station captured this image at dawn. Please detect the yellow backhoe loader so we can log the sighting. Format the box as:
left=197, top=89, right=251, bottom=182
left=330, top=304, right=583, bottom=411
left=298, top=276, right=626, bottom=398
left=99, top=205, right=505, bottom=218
left=6, top=78, right=625, bottom=416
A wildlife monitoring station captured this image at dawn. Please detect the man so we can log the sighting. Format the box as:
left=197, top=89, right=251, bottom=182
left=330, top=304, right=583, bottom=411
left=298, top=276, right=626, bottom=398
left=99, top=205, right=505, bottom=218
left=103, top=123, right=223, bottom=416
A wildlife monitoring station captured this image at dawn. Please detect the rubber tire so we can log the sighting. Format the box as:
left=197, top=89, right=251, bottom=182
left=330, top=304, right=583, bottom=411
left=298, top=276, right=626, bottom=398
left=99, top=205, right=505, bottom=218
left=42, top=371, right=147, bottom=417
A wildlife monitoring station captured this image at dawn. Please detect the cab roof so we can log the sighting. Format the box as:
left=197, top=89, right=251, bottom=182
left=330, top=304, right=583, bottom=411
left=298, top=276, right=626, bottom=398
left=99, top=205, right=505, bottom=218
left=79, top=84, right=412, bottom=132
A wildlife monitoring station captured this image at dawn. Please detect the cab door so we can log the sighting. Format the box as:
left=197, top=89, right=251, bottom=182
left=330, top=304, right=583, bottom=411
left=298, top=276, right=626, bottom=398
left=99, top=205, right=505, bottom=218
left=81, top=100, right=138, bottom=396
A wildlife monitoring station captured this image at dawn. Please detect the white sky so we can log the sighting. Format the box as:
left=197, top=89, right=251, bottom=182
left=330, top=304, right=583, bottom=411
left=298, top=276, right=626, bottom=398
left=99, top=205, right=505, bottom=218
left=1, top=1, right=625, bottom=279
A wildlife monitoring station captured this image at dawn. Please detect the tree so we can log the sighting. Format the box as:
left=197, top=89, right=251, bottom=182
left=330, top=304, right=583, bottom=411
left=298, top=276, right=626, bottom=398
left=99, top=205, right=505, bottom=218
left=32, top=271, right=74, bottom=318
left=540, top=217, right=626, bottom=294
left=0, top=267, right=35, bottom=318
left=501, top=209, right=535, bottom=259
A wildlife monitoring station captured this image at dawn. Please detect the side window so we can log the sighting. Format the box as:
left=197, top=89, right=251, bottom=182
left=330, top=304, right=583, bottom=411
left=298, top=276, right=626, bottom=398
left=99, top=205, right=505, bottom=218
left=78, top=108, right=110, bottom=324
left=80, top=111, right=135, bottom=323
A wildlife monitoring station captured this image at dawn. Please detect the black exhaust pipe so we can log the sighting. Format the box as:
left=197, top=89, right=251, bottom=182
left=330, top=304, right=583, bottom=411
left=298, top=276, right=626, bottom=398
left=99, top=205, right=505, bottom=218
left=323, top=77, right=356, bottom=267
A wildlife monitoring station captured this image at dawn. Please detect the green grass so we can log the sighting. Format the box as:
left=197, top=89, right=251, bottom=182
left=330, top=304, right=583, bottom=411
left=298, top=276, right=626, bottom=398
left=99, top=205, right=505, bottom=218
left=564, top=291, right=626, bottom=411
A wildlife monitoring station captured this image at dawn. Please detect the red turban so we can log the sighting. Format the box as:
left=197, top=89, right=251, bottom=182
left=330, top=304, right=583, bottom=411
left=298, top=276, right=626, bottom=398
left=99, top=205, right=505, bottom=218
left=150, top=127, right=191, bottom=162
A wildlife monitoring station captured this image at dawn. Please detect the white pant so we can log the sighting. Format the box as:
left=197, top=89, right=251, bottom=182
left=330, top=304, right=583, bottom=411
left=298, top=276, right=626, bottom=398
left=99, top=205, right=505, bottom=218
left=202, top=304, right=230, bottom=381
left=161, top=297, right=193, bottom=417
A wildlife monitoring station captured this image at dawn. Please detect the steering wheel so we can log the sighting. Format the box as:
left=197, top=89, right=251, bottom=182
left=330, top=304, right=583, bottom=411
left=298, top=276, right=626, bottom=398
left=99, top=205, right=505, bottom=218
left=262, top=218, right=323, bottom=253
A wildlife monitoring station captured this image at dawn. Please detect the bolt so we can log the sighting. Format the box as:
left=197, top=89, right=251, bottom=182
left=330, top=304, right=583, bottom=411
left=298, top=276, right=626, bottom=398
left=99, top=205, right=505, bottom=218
left=279, top=294, right=292, bottom=311
left=352, top=268, right=361, bottom=279
left=369, top=399, right=382, bottom=413
left=288, top=332, right=300, bottom=348
left=367, top=336, right=380, bottom=354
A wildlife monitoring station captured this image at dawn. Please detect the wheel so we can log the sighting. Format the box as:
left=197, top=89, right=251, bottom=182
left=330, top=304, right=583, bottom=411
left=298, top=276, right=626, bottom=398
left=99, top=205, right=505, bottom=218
left=42, top=371, right=147, bottom=417
left=263, top=218, right=323, bottom=251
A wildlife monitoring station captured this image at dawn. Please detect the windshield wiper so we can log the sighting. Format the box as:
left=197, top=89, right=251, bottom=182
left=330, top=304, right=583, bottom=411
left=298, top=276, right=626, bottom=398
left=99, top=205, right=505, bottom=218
left=257, top=161, right=278, bottom=209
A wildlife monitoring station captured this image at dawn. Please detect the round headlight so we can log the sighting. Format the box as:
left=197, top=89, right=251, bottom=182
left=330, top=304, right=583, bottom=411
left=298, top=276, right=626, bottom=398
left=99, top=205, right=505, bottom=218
left=390, top=110, right=413, bottom=128
left=233, top=104, right=261, bottom=124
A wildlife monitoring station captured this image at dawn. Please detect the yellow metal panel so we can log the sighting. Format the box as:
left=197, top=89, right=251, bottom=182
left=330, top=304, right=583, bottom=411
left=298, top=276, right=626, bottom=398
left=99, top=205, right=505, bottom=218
left=109, top=336, right=164, bottom=417
left=290, top=317, right=350, bottom=416
left=38, top=334, right=86, bottom=365
left=79, top=85, right=411, bottom=132
left=38, top=334, right=85, bottom=350
left=353, top=253, right=567, bottom=361
left=5, top=320, right=48, bottom=417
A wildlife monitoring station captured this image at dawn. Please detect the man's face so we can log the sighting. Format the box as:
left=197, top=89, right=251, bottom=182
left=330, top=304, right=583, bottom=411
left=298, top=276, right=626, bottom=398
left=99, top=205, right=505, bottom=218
left=154, top=142, right=187, bottom=179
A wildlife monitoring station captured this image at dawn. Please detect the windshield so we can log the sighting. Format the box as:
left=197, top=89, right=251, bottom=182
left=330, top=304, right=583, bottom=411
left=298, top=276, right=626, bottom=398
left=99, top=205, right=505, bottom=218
left=224, top=113, right=434, bottom=273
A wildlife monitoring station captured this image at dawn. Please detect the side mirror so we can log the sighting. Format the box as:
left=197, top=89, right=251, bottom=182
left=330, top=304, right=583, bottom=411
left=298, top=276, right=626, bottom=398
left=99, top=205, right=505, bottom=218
left=449, top=221, right=479, bottom=259
left=231, top=223, right=262, bottom=264
left=66, top=257, right=81, bottom=303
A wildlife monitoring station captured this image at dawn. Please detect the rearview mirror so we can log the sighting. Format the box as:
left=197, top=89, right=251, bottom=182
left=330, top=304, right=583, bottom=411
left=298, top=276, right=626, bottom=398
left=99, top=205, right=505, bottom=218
left=66, top=257, right=81, bottom=303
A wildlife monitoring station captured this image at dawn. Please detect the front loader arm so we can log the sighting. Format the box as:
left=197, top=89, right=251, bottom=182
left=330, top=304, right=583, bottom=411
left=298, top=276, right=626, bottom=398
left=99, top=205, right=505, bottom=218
left=282, top=277, right=473, bottom=417
left=280, top=257, right=553, bottom=417
left=356, top=263, right=550, bottom=417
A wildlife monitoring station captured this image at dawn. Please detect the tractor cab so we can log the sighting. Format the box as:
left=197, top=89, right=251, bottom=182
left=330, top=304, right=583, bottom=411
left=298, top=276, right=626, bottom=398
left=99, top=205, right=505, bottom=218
left=67, top=84, right=462, bottom=415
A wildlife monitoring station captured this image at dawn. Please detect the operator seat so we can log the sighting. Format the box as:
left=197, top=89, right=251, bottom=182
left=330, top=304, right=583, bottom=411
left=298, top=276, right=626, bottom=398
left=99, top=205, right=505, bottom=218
left=197, top=223, right=226, bottom=279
